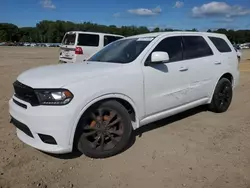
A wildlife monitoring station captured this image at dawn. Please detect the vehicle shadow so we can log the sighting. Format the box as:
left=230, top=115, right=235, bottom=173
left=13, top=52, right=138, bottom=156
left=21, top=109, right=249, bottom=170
left=46, top=105, right=207, bottom=160
left=41, top=150, right=82, bottom=160
left=120, top=105, right=207, bottom=155
left=134, top=105, right=207, bottom=137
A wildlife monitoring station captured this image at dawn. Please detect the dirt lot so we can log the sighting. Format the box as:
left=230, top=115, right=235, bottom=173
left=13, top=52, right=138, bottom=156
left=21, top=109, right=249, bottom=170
left=0, top=47, right=250, bottom=188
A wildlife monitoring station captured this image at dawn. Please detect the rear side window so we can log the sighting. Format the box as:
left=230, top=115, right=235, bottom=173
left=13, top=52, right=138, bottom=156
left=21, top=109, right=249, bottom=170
left=104, top=36, right=123, bottom=46
left=62, top=34, right=76, bottom=45
left=150, top=36, right=183, bottom=62
left=77, top=34, right=99, bottom=47
left=183, top=36, right=213, bottom=60
left=209, top=37, right=232, bottom=53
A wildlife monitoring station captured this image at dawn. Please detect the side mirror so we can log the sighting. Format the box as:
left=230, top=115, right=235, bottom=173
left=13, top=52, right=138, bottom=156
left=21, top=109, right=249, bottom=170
left=151, top=51, right=170, bottom=64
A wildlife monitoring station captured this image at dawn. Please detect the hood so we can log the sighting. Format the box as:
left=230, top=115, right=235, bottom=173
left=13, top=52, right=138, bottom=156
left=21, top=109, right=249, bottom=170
left=17, top=61, right=123, bottom=88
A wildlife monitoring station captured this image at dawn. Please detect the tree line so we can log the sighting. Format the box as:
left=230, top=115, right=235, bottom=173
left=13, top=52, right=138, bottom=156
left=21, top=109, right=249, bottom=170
left=0, top=20, right=250, bottom=44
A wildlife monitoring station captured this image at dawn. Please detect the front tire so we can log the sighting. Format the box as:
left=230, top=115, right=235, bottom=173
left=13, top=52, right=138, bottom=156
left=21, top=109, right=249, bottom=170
left=77, top=100, right=132, bottom=158
left=208, top=78, right=233, bottom=113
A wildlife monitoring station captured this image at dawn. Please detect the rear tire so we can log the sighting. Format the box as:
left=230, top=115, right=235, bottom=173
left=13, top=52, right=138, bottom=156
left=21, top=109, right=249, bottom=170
left=77, top=100, right=132, bottom=158
left=208, top=78, right=233, bottom=113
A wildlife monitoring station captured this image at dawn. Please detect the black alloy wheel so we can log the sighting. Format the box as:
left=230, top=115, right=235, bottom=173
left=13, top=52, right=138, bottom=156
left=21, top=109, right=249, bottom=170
left=77, top=100, right=132, bottom=158
left=209, top=78, right=233, bottom=113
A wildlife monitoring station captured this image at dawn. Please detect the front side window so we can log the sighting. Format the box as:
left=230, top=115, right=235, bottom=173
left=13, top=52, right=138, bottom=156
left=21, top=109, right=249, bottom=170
left=182, top=36, right=213, bottom=60
left=148, top=36, right=183, bottom=62
left=88, top=37, right=153, bottom=63
left=77, top=34, right=99, bottom=47
left=209, top=36, right=232, bottom=53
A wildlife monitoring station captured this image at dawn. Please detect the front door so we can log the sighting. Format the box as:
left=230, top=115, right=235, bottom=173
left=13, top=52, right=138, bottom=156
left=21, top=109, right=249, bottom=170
left=142, top=36, right=190, bottom=116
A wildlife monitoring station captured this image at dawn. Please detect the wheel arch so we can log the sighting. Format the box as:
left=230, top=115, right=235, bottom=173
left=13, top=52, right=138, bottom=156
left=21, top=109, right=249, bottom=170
left=69, top=93, right=140, bottom=148
left=219, top=73, right=233, bottom=84
left=209, top=72, right=234, bottom=103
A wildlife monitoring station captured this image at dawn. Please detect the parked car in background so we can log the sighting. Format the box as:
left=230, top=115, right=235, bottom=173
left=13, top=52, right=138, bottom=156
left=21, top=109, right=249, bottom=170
left=23, top=43, right=31, bottom=47
left=239, top=43, right=250, bottom=49
left=9, top=32, right=239, bottom=158
left=3, top=42, right=15, bottom=46
left=36, top=43, right=46, bottom=47
left=59, top=31, right=124, bottom=63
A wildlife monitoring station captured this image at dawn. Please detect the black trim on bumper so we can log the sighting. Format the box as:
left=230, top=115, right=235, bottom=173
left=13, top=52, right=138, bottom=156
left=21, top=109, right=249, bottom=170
left=38, top=134, right=57, bottom=145
left=13, top=98, right=27, bottom=109
left=10, top=117, right=33, bottom=138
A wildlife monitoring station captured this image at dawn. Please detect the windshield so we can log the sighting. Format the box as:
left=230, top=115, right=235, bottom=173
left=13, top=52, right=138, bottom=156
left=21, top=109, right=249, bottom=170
left=88, top=37, right=154, bottom=63
left=62, top=33, right=76, bottom=45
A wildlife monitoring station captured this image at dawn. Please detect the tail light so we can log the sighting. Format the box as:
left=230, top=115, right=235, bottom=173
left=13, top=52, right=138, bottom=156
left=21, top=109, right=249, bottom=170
left=75, top=47, right=83, bottom=55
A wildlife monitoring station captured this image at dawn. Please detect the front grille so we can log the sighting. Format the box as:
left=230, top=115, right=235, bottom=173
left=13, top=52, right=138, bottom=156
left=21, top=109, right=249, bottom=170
left=13, top=81, right=39, bottom=106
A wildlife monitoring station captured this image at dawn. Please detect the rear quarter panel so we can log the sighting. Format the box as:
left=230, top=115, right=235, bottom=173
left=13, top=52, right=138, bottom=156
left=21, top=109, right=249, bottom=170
left=219, top=35, right=239, bottom=87
left=206, top=34, right=240, bottom=100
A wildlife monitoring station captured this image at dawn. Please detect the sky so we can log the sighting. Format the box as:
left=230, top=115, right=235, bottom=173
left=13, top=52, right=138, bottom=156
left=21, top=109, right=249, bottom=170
left=1, top=0, right=250, bottom=30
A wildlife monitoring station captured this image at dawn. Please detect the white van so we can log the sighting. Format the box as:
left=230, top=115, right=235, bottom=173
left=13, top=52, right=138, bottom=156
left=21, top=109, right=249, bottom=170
left=59, top=31, right=124, bottom=63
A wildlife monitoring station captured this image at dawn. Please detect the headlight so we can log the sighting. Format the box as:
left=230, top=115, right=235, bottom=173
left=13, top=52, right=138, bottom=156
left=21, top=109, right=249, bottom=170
left=35, top=89, right=74, bottom=105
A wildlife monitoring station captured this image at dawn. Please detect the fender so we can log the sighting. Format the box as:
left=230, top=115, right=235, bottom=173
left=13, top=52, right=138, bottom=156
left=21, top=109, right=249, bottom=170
left=69, top=93, right=140, bottom=145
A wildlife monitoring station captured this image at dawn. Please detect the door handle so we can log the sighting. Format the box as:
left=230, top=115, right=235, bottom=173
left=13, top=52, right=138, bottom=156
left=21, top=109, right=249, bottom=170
left=214, top=61, right=221, bottom=65
left=179, top=67, right=188, bottom=72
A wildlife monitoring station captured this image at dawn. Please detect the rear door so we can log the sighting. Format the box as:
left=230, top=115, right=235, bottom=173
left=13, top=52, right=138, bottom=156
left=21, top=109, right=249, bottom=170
left=181, top=35, right=216, bottom=103
left=60, top=32, right=76, bottom=61
left=77, top=33, right=101, bottom=60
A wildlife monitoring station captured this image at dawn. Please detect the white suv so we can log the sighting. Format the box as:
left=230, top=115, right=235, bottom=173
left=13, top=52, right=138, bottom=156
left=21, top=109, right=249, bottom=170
left=9, top=32, right=239, bottom=158
left=59, top=31, right=124, bottom=63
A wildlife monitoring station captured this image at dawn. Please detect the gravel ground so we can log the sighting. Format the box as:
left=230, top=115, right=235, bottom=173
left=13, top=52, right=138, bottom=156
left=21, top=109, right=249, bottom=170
left=0, top=47, right=250, bottom=188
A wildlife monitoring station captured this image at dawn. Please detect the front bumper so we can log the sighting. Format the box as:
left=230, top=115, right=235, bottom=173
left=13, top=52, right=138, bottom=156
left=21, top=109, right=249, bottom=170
left=9, top=96, right=76, bottom=154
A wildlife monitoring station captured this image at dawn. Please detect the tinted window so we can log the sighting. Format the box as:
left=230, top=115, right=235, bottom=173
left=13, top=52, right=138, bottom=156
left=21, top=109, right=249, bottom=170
left=62, top=34, right=76, bottom=45
left=104, top=36, right=123, bottom=46
left=150, top=36, right=183, bottom=62
left=77, top=34, right=99, bottom=46
left=183, top=36, right=213, bottom=59
left=209, top=37, right=232, bottom=53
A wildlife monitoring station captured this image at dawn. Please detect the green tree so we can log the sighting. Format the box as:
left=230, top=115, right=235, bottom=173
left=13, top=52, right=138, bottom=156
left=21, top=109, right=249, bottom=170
left=0, top=20, right=250, bottom=44
left=153, top=27, right=160, bottom=32
left=0, top=23, right=19, bottom=41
